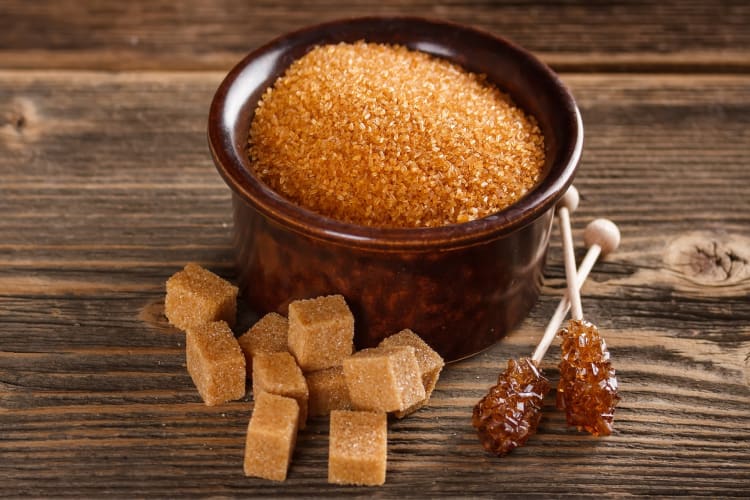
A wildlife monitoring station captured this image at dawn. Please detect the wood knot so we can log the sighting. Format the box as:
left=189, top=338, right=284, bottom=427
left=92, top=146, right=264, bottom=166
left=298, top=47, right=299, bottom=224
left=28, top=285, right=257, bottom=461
left=1, top=97, right=39, bottom=147
left=665, top=231, right=750, bottom=286
left=13, top=113, right=26, bottom=132
left=139, top=299, right=174, bottom=333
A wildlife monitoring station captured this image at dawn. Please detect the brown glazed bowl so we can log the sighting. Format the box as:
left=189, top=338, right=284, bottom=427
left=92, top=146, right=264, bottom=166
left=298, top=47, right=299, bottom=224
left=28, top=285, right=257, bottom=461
left=208, top=17, right=582, bottom=362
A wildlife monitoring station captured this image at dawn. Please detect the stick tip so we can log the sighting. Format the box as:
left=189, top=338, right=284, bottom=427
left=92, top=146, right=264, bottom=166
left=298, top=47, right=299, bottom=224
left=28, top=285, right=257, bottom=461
left=557, top=185, right=580, bottom=212
left=584, top=218, right=621, bottom=254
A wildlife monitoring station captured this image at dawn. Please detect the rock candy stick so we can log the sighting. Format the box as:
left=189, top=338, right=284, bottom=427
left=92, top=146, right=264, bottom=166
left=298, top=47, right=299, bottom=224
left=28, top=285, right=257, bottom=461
left=556, top=201, right=621, bottom=436
left=532, top=217, right=621, bottom=364
left=472, top=187, right=579, bottom=457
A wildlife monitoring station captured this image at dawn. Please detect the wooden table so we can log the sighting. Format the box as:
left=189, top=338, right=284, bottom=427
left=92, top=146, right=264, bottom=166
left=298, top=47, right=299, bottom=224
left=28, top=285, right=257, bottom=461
left=2, top=1, right=749, bottom=497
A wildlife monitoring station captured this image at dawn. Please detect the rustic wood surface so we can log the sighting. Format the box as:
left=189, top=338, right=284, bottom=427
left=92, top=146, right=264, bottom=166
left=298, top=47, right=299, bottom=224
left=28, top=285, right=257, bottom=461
left=1, top=1, right=749, bottom=497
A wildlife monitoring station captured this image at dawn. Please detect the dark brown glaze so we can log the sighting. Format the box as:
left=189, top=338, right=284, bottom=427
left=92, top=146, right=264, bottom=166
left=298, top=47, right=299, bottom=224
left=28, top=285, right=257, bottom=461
left=233, top=194, right=553, bottom=360
left=208, top=17, right=582, bottom=361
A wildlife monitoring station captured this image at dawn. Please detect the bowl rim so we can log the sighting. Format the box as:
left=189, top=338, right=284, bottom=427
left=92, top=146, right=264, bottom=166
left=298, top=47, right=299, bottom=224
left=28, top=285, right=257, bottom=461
left=208, top=16, right=582, bottom=251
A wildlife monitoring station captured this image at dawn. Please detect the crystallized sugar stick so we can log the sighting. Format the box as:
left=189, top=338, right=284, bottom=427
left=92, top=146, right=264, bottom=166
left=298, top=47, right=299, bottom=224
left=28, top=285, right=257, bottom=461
left=472, top=185, right=622, bottom=456
left=472, top=187, right=577, bottom=456
left=532, top=217, right=621, bottom=364
left=556, top=214, right=621, bottom=436
left=472, top=356, right=550, bottom=457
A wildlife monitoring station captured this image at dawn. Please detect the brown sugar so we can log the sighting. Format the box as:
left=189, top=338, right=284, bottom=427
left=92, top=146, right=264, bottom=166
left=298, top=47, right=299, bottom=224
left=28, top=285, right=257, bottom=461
left=328, top=410, right=387, bottom=486
left=248, top=41, right=545, bottom=228
left=287, top=295, right=354, bottom=372
left=306, top=366, right=352, bottom=417
left=252, top=352, right=309, bottom=428
left=472, top=357, right=549, bottom=457
left=343, top=346, right=425, bottom=414
left=165, top=263, right=238, bottom=330
left=238, top=312, right=289, bottom=378
left=185, top=320, right=246, bottom=406
left=557, top=319, right=619, bottom=436
left=244, top=391, right=299, bottom=481
left=379, top=329, right=445, bottom=417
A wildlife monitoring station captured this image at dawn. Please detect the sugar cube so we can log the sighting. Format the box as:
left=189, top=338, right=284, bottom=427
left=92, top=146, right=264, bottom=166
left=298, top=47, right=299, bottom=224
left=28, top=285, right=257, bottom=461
left=379, top=329, right=444, bottom=417
left=244, top=392, right=299, bottom=481
left=252, top=351, right=309, bottom=428
left=306, top=366, right=352, bottom=417
left=328, top=410, right=387, bottom=486
left=165, top=263, right=238, bottom=330
left=238, top=312, right=289, bottom=378
left=185, top=320, right=245, bottom=406
left=288, top=295, right=354, bottom=372
left=343, top=346, right=425, bottom=413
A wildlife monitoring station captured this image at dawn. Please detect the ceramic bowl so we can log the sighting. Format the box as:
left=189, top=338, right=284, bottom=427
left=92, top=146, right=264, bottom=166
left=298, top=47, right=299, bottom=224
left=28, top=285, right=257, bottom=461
left=208, top=17, right=582, bottom=361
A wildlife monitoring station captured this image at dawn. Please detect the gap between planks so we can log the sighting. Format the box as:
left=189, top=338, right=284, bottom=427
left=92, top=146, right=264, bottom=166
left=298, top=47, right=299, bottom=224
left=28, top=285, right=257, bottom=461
left=1, top=50, right=749, bottom=74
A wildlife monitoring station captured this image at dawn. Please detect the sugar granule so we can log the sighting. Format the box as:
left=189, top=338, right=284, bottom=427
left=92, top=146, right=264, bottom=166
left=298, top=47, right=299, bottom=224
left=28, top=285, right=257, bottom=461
left=248, top=41, right=545, bottom=228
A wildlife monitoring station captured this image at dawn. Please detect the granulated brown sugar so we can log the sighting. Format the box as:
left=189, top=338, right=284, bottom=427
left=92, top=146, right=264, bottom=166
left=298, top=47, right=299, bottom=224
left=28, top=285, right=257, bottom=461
left=248, top=41, right=545, bottom=228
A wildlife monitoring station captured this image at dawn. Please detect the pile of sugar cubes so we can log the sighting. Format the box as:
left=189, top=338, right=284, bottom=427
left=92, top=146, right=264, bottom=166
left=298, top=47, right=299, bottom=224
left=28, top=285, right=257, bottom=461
left=164, top=263, right=444, bottom=485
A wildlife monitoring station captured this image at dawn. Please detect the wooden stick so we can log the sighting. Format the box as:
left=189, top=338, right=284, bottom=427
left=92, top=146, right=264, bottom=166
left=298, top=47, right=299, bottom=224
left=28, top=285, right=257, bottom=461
left=531, top=217, right=620, bottom=364
left=558, top=187, right=583, bottom=320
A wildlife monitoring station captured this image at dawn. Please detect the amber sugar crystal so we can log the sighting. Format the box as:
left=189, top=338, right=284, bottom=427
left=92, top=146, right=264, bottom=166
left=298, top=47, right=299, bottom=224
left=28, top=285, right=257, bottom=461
left=328, top=410, right=387, bottom=486
left=185, top=321, right=246, bottom=406
left=252, top=351, right=309, bottom=428
left=343, top=346, right=425, bottom=414
left=472, top=357, right=550, bottom=457
left=306, top=366, right=352, bottom=418
left=238, top=312, right=289, bottom=378
left=379, top=329, right=444, bottom=417
left=287, top=295, right=354, bottom=372
left=244, top=392, right=299, bottom=481
left=557, top=319, right=619, bottom=437
left=165, top=263, right=238, bottom=331
left=248, top=41, right=545, bottom=228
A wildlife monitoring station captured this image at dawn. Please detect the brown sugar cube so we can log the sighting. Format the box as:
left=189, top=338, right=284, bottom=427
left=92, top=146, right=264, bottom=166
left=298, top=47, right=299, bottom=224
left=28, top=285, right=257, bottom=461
left=379, top=329, right=445, bottom=417
left=244, top=392, right=299, bottom=481
left=252, top=352, right=309, bottom=428
left=288, top=295, right=354, bottom=372
left=306, top=366, right=352, bottom=417
left=165, top=263, right=238, bottom=331
left=328, top=410, right=387, bottom=486
left=237, top=313, right=289, bottom=378
left=343, top=346, right=425, bottom=413
left=185, top=320, right=245, bottom=406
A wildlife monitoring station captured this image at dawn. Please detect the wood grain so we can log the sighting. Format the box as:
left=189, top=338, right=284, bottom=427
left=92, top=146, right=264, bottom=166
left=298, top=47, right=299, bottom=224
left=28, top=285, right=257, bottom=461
left=1, top=0, right=749, bottom=72
left=2, top=0, right=750, bottom=495
left=1, top=70, right=749, bottom=496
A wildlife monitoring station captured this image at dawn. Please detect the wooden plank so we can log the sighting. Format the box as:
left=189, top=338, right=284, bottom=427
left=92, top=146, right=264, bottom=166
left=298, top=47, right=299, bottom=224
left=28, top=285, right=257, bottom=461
left=0, top=1, right=749, bottom=72
left=1, top=71, right=749, bottom=495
